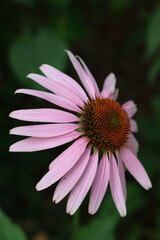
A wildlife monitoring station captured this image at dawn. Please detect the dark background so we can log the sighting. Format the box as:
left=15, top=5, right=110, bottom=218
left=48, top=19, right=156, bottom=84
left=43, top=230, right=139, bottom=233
left=0, top=0, right=160, bottom=239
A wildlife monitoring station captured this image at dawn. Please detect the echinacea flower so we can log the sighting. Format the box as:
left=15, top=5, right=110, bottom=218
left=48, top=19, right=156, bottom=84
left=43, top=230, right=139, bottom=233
left=9, top=50, right=152, bottom=217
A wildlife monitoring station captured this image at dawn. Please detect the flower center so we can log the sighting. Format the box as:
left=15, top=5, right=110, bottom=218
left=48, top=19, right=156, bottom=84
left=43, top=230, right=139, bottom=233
left=82, top=97, right=130, bottom=153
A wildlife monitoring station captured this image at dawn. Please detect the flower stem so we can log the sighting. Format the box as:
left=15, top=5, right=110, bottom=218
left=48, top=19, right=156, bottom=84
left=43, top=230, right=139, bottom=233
left=71, top=209, right=80, bottom=240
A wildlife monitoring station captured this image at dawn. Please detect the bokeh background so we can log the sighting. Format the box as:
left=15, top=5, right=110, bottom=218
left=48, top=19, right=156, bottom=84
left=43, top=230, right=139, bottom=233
left=1, top=0, right=160, bottom=239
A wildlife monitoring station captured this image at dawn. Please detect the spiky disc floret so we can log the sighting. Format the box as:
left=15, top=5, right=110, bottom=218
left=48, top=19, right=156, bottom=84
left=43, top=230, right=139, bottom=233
left=82, top=97, right=130, bottom=153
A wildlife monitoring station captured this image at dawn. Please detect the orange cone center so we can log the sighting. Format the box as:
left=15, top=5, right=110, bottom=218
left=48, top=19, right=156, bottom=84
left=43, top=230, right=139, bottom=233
left=82, top=97, right=130, bottom=152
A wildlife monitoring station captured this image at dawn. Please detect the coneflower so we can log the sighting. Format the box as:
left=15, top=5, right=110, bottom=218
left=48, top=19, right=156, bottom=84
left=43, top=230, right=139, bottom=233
left=9, top=51, right=152, bottom=216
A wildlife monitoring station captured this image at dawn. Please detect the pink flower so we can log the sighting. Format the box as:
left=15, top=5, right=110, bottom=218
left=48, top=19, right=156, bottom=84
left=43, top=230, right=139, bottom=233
left=9, top=50, right=152, bottom=217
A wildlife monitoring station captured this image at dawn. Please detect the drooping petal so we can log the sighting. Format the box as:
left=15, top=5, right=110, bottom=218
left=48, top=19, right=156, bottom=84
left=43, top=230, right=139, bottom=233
left=125, top=132, right=139, bottom=155
left=53, top=146, right=91, bottom=203
left=117, top=153, right=127, bottom=201
left=110, top=154, right=126, bottom=217
left=36, top=137, right=88, bottom=190
left=77, top=56, right=100, bottom=96
left=10, top=123, right=79, bottom=137
left=40, top=64, right=88, bottom=103
left=66, top=50, right=96, bottom=99
left=27, top=73, right=83, bottom=107
left=15, top=89, right=81, bottom=112
left=102, top=73, right=116, bottom=92
left=9, top=131, right=82, bottom=152
left=120, top=147, right=152, bottom=190
left=9, top=109, right=80, bottom=123
left=89, top=153, right=109, bottom=214
left=123, top=100, right=137, bottom=118
left=130, top=119, right=138, bottom=132
left=66, top=151, right=98, bottom=215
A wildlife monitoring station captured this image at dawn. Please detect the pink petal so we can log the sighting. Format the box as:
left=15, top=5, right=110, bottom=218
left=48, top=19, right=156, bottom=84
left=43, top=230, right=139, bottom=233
left=36, top=137, right=88, bottom=190
left=66, top=50, right=96, bottom=99
left=66, top=151, right=98, bottom=215
left=27, top=73, right=83, bottom=107
left=15, top=89, right=81, bottom=112
left=125, top=132, right=139, bottom=155
left=120, top=147, right=152, bottom=190
left=102, top=73, right=116, bottom=92
left=53, top=146, right=91, bottom=203
left=108, top=89, right=119, bottom=100
left=10, top=123, right=79, bottom=137
left=123, top=100, right=137, bottom=118
left=130, top=119, right=138, bottom=132
left=100, top=89, right=119, bottom=100
left=117, top=153, right=127, bottom=201
left=9, top=131, right=81, bottom=152
left=9, top=109, right=80, bottom=123
left=110, top=154, right=126, bottom=217
left=77, top=56, right=100, bottom=96
left=89, top=153, right=109, bottom=214
left=40, top=64, right=88, bottom=103
left=100, top=89, right=112, bottom=98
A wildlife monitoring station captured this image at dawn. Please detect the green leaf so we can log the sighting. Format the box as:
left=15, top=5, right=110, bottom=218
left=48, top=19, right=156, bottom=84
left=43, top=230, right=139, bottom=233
left=146, top=4, right=160, bottom=58
left=9, top=29, right=68, bottom=89
left=78, top=217, right=116, bottom=240
left=0, top=209, right=27, bottom=240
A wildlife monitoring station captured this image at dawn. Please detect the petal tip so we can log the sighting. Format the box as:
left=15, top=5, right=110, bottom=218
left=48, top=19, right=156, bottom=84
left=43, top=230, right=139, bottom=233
left=9, top=112, right=13, bottom=118
left=26, top=73, right=32, bottom=78
left=88, top=208, right=95, bottom=215
left=54, top=199, right=60, bottom=204
left=66, top=208, right=70, bottom=214
left=121, top=212, right=127, bottom=217
left=35, top=184, right=41, bottom=191
left=146, top=181, right=152, bottom=190
left=39, top=64, right=46, bottom=71
left=66, top=204, right=74, bottom=215
left=52, top=194, right=58, bottom=203
left=9, top=145, right=16, bottom=152
left=110, top=72, right=115, bottom=77
left=68, top=210, right=74, bottom=215
left=35, top=185, right=42, bottom=191
left=35, top=180, right=44, bottom=191
left=119, top=208, right=127, bottom=217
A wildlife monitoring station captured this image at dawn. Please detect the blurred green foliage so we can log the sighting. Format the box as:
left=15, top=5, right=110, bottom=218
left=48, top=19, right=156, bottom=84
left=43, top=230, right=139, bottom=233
left=0, top=0, right=160, bottom=239
left=10, top=29, right=68, bottom=88
left=146, top=3, right=160, bottom=83
left=0, top=209, right=27, bottom=240
left=109, top=0, right=133, bottom=14
left=146, top=3, right=160, bottom=58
